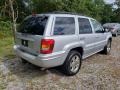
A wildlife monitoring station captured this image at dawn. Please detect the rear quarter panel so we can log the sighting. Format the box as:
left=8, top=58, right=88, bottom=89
left=44, top=35, right=84, bottom=53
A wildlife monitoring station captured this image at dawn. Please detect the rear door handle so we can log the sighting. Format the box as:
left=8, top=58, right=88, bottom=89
left=95, top=36, right=99, bottom=38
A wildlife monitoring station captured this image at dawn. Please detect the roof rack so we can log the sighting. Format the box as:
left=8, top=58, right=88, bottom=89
left=43, top=11, right=85, bottom=16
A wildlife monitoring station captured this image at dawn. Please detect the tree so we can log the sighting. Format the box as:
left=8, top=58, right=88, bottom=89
left=101, top=4, right=113, bottom=23
left=111, top=0, right=120, bottom=23
left=116, top=0, right=120, bottom=8
left=0, top=0, right=117, bottom=24
left=9, top=0, right=18, bottom=41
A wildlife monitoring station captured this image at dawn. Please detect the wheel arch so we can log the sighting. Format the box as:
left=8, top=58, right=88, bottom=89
left=69, top=47, right=84, bottom=57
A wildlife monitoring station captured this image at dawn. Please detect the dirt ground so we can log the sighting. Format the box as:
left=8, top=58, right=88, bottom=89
left=0, top=36, right=120, bottom=90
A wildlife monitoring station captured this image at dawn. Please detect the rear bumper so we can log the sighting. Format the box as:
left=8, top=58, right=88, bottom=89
left=13, top=45, right=66, bottom=68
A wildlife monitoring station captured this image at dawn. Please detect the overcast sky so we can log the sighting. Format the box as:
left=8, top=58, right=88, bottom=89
left=104, top=0, right=116, bottom=4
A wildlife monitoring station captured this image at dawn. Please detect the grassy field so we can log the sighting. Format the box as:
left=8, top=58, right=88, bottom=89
left=0, top=31, right=15, bottom=60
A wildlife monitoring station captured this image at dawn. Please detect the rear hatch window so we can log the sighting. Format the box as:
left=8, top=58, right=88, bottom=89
left=18, top=16, right=48, bottom=35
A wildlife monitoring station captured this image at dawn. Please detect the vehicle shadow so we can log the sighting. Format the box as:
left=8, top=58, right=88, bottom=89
left=2, top=57, right=65, bottom=80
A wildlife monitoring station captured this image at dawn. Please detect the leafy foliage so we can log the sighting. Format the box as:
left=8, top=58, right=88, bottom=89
left=0, top=0, right=120, bottom=24
left=0, top=21, right=12, bottom=39
left=111, top=0, right=120, bottom=22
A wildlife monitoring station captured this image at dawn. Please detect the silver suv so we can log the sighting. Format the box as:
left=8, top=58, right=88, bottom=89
left=14, top=12, right=112, bottom=76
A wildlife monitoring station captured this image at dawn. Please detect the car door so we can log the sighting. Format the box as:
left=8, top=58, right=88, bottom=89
left=90, top=19, right=107, bottom=51
left=78, top=17, right=97, bottom=58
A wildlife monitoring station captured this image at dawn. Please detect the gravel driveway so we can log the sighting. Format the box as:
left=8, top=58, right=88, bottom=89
left=0, top=36, right=120, bottom=90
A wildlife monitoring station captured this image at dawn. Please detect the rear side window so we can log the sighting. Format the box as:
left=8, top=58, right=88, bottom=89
left=53, top=17, right=75, bottom=35
left=18, top=16, right=48, bottom=35
left=78, top=18, right=92, bottom=34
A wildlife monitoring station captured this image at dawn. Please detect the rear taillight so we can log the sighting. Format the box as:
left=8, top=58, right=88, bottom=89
left=40, top=39, right=54, bottom=54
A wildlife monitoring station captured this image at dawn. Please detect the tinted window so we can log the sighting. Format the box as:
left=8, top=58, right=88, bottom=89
left=18, top=16, right=48, bottom=35
left=91, top=20, right=103, bottom=33
left=54, top=17, right=75, bottom=35
left=78, top=18, right=92, bottom=34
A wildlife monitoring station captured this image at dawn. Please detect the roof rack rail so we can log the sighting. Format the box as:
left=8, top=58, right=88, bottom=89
left=43, top=11, right=85, bottom=16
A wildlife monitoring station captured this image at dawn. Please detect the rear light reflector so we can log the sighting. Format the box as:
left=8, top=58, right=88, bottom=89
left=40, top=39, right=54, bottom=54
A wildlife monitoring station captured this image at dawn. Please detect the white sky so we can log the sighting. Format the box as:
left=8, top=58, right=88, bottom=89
left=104, top=0, right=116, bottom=4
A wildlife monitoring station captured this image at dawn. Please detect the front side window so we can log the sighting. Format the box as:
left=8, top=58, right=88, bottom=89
left=91, top=19, right=103, bottom=33
left=78, top=18, right=92, bottom=34
left=53, top=17, right=75, bottom=35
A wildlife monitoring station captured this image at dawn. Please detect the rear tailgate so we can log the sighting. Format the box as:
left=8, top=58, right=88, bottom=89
left=15, top=15, right=49, bottom=55
left=15, top=33, right=42, bottom=55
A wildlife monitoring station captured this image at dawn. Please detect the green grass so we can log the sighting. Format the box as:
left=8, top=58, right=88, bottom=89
left=0, top=31, right=15, bottom=60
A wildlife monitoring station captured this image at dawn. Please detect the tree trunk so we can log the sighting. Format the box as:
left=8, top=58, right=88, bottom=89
left=9, top=0, right=18, bottom=42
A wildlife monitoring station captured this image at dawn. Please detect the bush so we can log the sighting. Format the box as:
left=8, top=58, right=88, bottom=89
left=0, top=21, right=12, bottom=31
left=0, top=21, right=12, bottom=39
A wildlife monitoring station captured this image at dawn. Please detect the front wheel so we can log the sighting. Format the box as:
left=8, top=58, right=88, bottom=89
left=61, top=51, right=82, bottom=76
left=102, top=40, right=111, bottom=55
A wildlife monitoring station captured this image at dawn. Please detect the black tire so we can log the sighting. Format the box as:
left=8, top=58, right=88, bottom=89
left=115, top=33, right=118, bottom=37
left=61, top=50, right=82, bottom=76
left=21, top=58, right=28, bottom=64
left=102, top=40, right=111, bottom=55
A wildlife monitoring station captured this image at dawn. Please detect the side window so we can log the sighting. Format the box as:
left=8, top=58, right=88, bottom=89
left=78, top=18, right=92, bottom=34
left=91, top=20, right=103, bottom=33
left=53, top=17, right=75, bottom=35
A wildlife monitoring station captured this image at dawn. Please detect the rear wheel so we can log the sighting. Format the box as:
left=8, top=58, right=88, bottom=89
left=102, top=40, right=111, bottom=55
left=61, top=51, right=82, bottom=76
